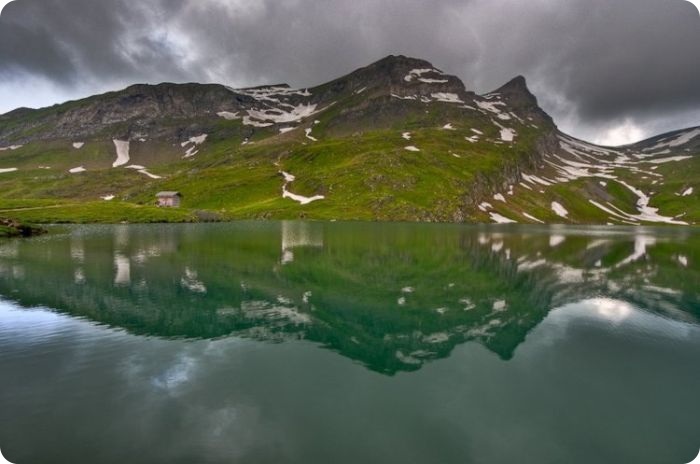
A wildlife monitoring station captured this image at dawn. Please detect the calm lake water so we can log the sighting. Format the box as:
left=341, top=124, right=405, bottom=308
left=0, top=222, right=698, bottom=464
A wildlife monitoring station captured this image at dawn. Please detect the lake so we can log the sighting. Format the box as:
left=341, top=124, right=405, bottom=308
left=0, top=222, right=698, bottom=464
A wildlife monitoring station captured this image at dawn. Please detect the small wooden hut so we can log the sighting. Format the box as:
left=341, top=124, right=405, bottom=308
left=156, top=191, right=182, bottom=208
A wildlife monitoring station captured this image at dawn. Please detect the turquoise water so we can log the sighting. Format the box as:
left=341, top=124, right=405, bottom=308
left=0, top=222, right=698, bottom=463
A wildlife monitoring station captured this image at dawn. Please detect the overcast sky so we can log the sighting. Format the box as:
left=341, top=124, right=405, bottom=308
left=0, top=0, right=698, bottom=145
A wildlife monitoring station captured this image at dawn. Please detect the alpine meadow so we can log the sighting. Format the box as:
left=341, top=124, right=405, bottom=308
left=1, top=55, right=698, bottom=225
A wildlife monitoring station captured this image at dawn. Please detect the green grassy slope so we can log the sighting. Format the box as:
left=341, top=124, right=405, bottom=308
left=0, top=92, right=552, bottom=223
left=0, top=55, right=698, bottom=225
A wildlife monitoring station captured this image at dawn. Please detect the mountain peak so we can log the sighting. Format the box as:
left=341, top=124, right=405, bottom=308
left=498, top=75, right=528, bottom=92
left=318, top=54, right=468, bottom=100
left=489, top=74, right=553, bottom=126
left=494, top=75, right=534, bottom=99
left=370, top=54, right=437, bottom=70
left=350, top=54, right=443, bottom=82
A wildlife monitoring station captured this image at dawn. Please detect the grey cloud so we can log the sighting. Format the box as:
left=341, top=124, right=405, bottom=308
left=0, top=0, right=192, bottom=84
left=0, top=0, right=698, bottom=143
left=544, top=0, right=700, bottom=119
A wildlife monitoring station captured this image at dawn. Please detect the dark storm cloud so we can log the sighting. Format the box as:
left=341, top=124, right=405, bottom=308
left=0, top=0, right=698, bottom=143
left=0, top=0, right=192, bottom=84
left=533, top=0, right=700, bottom=119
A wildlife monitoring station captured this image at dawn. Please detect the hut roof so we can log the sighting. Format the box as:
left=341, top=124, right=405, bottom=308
left=156, top=191, right=181, bottom=197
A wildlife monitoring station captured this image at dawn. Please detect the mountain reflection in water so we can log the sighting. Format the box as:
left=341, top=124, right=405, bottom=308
left=0, top=222, right=697, bottom=374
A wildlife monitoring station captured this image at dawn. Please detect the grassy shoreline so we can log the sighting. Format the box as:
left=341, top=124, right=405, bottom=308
left=0, top=218, right=47, bottom=238
left=2, top=200, right=699, bottom=227
left=0, top=200, right=202, bottom=224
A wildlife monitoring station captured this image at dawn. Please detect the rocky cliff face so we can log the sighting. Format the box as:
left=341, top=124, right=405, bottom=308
left=492, top=75, right=554, bottom=128
left=0, top=83, right=237, bottom=142
left=0, top=55, right=547, bottom=144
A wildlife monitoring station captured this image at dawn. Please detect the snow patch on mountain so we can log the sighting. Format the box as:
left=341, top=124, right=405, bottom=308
left=281, top=171, right=296, bottom=182
left=644, top=155, right=693, bottom=164
left=182, top=134, right=207, bottom=146
left=419, top=78, right=449, bottom=84
left=243, top=103, right=326, bottom=128
left=476, top=99, right=507, bottom=115
left=551, top=201, right=569, bottom=218
left=499, top=127, right=516, bottom=142
left=305, top=128, right=318, bottom=142
left=138, top=170, right=162, bottom=179
left=234, top=86, right=311, bottom=102
left=112, top=140, right=130, bottom=167
left=242, top=116, right=273, bottom=128
left=478, top=202, right=493, bottom=212
left=642, top=128, right=700, bottom=152
left=523, top=213, right=544, bottom=224
left=522, top=174, right=552, bottom=186
left=404, top=68, right=447, bottom=83
left=247, top=103, right=318, bottom=125
left=126, top=165, right=162, bottom=179
left=280, top=170, right=325, bottom=205
left=616, top=180, right=688, bottom=225
left=216, top=111, right=239, bottom=120
left=431, top=93, right=463, bottom=104
left=490, top=212, right=517, bottom=224
left=493, top=120, right=516, bottom=142
left=181, top=134, right=208, bottom=158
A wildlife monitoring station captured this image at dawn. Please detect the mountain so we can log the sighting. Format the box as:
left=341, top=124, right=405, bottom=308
left=0, top=55, right=698, bottom=225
